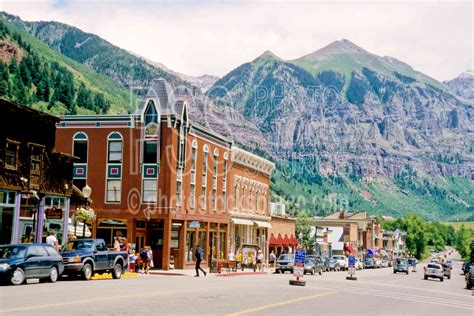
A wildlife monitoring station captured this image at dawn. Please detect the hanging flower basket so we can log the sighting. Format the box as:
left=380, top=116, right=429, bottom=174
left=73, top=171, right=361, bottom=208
left=75, top=207, right=95, bottom=223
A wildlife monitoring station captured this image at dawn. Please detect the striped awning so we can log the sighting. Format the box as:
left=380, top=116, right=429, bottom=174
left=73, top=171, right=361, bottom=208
left=231, top=218, right=254, bottom=226
left=253, top=220, right=272, bottom=228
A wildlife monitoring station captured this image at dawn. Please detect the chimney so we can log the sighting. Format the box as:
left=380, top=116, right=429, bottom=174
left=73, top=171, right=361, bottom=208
left=339, top=210, right=345, bottom=219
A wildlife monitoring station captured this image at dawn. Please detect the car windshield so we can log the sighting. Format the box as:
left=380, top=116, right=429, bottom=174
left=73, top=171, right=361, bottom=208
left=278, top=254, right=294, bottom=261
left=0, top=246, right=27, bottom=259
left=304, top=259, right=313, bottom=264
left=63, top=240, right=94, bottom=252
left=427, top=264, right=441, bottom=269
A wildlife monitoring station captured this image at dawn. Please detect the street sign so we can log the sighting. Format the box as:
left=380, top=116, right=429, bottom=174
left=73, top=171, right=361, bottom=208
left=293, top=248, right=306, bottom=278
left=347, top=255, right=357, bottom=281
left=348, top=256, right=356, bottom=267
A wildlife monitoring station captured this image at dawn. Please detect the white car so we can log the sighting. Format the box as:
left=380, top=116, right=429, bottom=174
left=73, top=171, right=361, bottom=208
left=424, top=263, right=444, bottom=282
left=332, top=255, right=348, bottom=271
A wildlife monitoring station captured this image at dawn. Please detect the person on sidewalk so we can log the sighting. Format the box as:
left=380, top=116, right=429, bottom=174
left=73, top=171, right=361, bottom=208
left=269, top=250, right=276, bottom=268
left=257, top=249, right=264, bottom=272
left=140, top=247, right=150, bottom=274
left=194, top=244, right=207, bottom=277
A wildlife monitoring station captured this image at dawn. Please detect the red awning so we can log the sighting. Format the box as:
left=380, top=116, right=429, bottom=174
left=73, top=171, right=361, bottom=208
left=289, top=235, right=299, bottom=246
left=282, top=235, right=291, bottom=246
left=269, top=234, right=278, bottom=246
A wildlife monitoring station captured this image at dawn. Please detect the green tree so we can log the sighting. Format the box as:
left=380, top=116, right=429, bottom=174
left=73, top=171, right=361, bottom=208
left=0, top=61, right=9, bottom=97
left=295, top=211, right=314, bottom=254
left=455, top=225, right=472, bottom=260
left=76, top=83, right=92, bottom=109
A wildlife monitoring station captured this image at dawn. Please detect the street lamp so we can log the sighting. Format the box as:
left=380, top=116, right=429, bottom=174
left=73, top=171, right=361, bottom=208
left=82, top=185, right=92, bottom=201
left=81, top=185, right=92, bottom=238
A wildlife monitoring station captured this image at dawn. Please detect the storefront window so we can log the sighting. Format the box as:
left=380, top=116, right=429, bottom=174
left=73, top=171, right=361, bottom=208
left=42, top=196, right=66, bottom=245
left=18, top=196, right=39, bottom=243
left=198, top=231, right=207, bottom=261
left=96, top=219, right=127, bottom=247
left=186, top=230, right=195, bottom=262
left=0, top=191, right=16, bottom=245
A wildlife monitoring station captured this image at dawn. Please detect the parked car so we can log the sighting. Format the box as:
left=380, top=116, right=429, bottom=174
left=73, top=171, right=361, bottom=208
left=60, top=238, right=128, bottom=280
left=364, top=258, right=375, bottom=269
left=355, top=258, right=364, bottom=270
left=424, top=263, right=444, bottom=282
left=275, top=254, right=294, bottom=274
left=332, top=255, right=347, bottom=271
left=393, top=259, right=409, bottom=274
left=442, top=263, right=452, bottom=279
left=381, top=259, right=390, bottom=268
left=304, top=257, right=323, bottom=275
left=0, top=243, right=64, bottom=285
left=462, top=262, right=471, bottom=275
left=329, top=258, right=341, bottom=271
left=466, top=266, right=474, bottom=290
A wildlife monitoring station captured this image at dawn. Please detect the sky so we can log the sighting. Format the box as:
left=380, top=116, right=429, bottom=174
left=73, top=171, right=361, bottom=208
left=2, top=0, right=472, bottom=81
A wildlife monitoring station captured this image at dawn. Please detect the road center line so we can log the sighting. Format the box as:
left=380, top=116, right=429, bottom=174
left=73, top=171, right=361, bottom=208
left=227, top=290, right=338, bottom=316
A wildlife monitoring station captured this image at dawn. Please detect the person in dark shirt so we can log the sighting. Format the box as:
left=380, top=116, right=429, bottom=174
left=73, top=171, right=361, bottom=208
left=194, top=244, right=207, bottom=277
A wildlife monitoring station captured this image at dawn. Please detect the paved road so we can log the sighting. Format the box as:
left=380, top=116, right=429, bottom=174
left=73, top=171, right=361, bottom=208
left=0, top=250, right=472, bottom=315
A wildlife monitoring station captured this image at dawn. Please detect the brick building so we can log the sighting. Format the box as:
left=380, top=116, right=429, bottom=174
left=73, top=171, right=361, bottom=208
left=55, top=79, right=274, bottom=270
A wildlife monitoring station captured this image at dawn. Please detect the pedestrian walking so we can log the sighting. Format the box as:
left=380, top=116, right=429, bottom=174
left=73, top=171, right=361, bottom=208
left=194, top=244, right=207, bottom=277
left=269, top=250, right=276, bottom=268
left=257, top=249, right=264, bottom=272
left=46, top=230, right=58, bottom=249
left=140, top=247, right=150, bottom=274
left=147, top=246, right=154, bottom=270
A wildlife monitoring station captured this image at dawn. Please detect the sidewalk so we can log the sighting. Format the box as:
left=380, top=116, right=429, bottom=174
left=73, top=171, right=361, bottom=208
left=146, top=268, right=272, bottom=277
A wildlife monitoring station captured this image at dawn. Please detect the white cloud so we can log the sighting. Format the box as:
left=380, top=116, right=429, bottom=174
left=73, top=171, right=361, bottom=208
left=2, top=0, right=472, bottom=80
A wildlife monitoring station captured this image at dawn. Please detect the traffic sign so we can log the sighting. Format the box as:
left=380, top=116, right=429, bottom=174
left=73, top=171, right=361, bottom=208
left=293, top=248, right=306, bottom=278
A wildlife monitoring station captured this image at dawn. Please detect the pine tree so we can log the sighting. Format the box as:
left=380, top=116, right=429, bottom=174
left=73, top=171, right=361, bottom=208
left=0, top=61, right=9, bottom=97
left=94, top=93, right=110, bottom=114
left=19, top=58, right=32, bottom=88
left=36, top=73, right=51, bottom=102
left=76, top=83, right=92, bottom=110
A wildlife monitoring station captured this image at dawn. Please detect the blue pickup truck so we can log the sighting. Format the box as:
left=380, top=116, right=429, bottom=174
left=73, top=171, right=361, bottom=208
left=60, top=239, right=128, bottom=280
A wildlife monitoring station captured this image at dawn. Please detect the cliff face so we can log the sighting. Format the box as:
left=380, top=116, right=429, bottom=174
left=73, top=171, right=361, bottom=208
left=208, top=41, right=473, bottom=180
left=444, top=70, right=474, bottom=101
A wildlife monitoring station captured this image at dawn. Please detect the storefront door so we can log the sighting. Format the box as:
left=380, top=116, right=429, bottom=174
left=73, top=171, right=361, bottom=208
left=148, top=220, right=163, bottom=269
left=0, top=206, right=14, bottom=245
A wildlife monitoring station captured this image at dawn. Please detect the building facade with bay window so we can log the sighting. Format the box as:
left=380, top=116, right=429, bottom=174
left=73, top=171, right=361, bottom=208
left=55, top=79, right=274, bottom=270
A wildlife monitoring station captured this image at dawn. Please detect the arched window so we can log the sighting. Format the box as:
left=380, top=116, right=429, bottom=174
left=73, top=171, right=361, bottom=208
left=73, top=132, right=88, bottom=163
left=107, top=132, right=123, bottom=163
left=144, top=100, right=158, bottom=125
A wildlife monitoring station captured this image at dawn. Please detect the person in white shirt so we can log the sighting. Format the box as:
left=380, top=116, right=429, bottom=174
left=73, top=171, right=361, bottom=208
left=46, top=230, right=58, bottom=247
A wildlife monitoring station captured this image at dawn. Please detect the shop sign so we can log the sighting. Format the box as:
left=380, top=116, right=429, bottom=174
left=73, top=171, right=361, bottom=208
left=189, top=221, right=200, bottom=229
left=45, top=207, right=63, bottom=220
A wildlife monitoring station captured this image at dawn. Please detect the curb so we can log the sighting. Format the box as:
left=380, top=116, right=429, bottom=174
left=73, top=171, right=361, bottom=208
left=148, top=271, right=188, bottom=276
left=215, top=271, right=268, bottom=277
left=92, top=272, right=137, bottom=280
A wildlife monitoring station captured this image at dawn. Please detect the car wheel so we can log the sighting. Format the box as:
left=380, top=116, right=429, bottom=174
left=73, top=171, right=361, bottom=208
left=406, top=271, right=408, bottom=275
left=112, top=263, right=123, bottom=279
left=10, top=268, right=25, bottom=286
left=467, top=283, right=472, bottom=290
left=440, top=277, right=444, bottom=282
left=49, top=267, right=59, bottom=283
left=424, top=276, right=428, bottom=280
left=276, top=269, right=281, bottom=274
left=393, top=271, right=396, bottom=274
left=82, top=263, right=93, bottom=280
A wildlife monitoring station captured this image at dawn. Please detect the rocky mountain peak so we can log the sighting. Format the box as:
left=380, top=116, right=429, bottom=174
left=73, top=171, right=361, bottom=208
left=300, top=39, right=369, bottom=61
left=457, top=69, right=474, bottom=79
left=253, top=50, right=281, bottom=62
